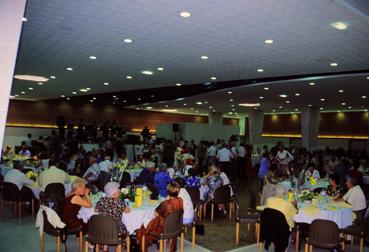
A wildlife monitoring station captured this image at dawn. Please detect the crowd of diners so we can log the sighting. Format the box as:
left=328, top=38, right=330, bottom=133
left=1, top=128, right=369, bottom=251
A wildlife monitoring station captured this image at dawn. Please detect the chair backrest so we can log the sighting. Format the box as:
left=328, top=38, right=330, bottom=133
left=45, top=183, right=65, bottom=198
left=3, top=182, right=20, bottom=201
left=42, top=207, right=63, bottom=236
left=260, top=208, right=291, bottom=252
left=309, top=219, right=340, bottom=249
left=88, top=215, right=120, bottom=244
left=185, top=187, right=200, bottom=207
left=162, top=210, right=184, bottom=239
left=213, top=185, right=231, bottom=204
left=120, top=172, right=131, bottom=188
left=44, top=183, right=66, bottom=216
left=362, top=214, right=369, bottom=233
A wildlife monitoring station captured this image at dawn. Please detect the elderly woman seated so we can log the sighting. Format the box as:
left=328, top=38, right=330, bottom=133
left=137, top=182, right=183, bottom=252
left=63, top=178, right=93, bottom=233
left=95, top=182, right=130, bottom=252
left=202, top=165, right=223, bottom=202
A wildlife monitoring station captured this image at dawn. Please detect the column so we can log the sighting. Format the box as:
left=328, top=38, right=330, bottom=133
left=238, top=116, right=246, bottom=136
left=208, top=112, right=223, bottom=125
left=248, top=110, right=264, bottom=147
left=301, top=107, right=320, bottom=151
left=0, top=0, right=26, bottom=147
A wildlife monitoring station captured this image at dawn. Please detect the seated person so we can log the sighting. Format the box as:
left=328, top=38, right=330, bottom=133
left=96, top=182, right=130, bottom=252
left=154, top=163, right=172, bottom=198
left=38, top=159, right=70, bottom=191
left=185, top=168, right=201, bottom=189
left=18, top=144, right=31, bottom=157
left=326, top=173, right=343, bottom=197
left=137, top=161, right=156, bottom=186
left=83, top=157, right=100, bottom=183
left=137, top=182, right=183, bottom=252
left=202, top=165, right=223, bottom=202
left=98, top=155, right=113, bottom=173
left=174, top=178, right=194, bottom=224
left=304, top=163, right=320, bottom=179
left=336, top=176, right=366, bottom=225
left=266, top=187, right=298, bottom=231
left=4, top=160, right=35, bottom=205
left=63, top=178, right=93, bottom=232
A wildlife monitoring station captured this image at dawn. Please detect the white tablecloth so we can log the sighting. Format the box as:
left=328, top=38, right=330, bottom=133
left=293, top=205, right=352, bottom=228
left=78, top=202, right=159, bottom=234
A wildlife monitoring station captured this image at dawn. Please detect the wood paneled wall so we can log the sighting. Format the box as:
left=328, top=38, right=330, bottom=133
left=6, top=100, right=238, bottom=130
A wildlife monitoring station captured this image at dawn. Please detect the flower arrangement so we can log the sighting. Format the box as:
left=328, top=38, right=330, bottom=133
left=26, top=171, right=38, bottom=181
left=119, top=187, right=136, bottom=202
left=298, top=190, right=313, bottom=202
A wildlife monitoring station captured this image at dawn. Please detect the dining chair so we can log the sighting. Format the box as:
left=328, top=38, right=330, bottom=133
left=185, top=187, right=204, bottom=221
left=119, top=172, right=131, bottom=188
left=341, top=214, right=369, bottom=252
left=2, top=182, right=35, bottom=218
left=305, top=219, right=343, bottom=252
left=40, top=199, right=83, bottom=252
left=234, top=197, right=260, bottom=245
left=85, top=215, right=130, bottom=252
left=42, top=183, right=65, bottom=215
left=204, top=185, right=235, bottom=221
left=142, top=210, right=184, bottom=252
left=259, top=208, right=291, bottom=252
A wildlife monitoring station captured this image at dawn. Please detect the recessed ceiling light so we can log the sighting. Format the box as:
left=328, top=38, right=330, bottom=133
left=295, top=108, right=299, bottom=111
left=165, top=105, right=169, bottom=108
left=196, top=102, right=203, bottom=105
left=285, top=100, right=290, bottom=104
left=200, top=56, right=208, bottom=60
left=330, top=63, right=338, bottom=67
left=264, top=39, right=274, bottom=44
left=348, top=106, right=352, bottom=109
left=259, top=96, right=264, bottom=99
left=212, top=110, right=216, bottom=112
left=22, top=17, right=27, bottom=22
left=210, top=77, right=217, bottom=80
left=239, top=103, right=261, bottom=107
left=364, top=109, right=368, bottom=112
left=257, top=68, right=264, bottom=72
left=308, top=104, right=312, bottom=107
left=320, top=107, right=324, bottom=110
left=209, top=106, right=213, bottom=109
left=89, top=56, right=97, bottom=60
left=331, top=21, right=348, bottom=30
left=141, top=70, right=154, bottom=75
left=14, top=75, right=49, bottom=82
left=362, top=96, right=367, bottom=99
left=146, top=106, right=153, bottom=109
left=176, top=83, right=182, bottom=86
left=123, top=38, right=133, bottom=43
left=151, top=94, right=154, bottom=97
left=279, top=106, right=283, bottom=109
left=295, top=93, right=301, bottom=96
left=180, top=11, right=191, bottom=18
left=309, top=82, right=315, bottom=86
left=21, top=91, right=26, bottom=94
left=93, top=97, right=96, bottom=100
left=123, top=100, right=127, bottom=103
left=272, top=109, right=276, bottom=112
left=366, top=77, right=369, bottom=80
left=138, top=98, right=141, bottom=101
left=86, top=88, right=91, bottom=91
left=264, top=87, right=269, bottom=90
left=279, top=94, right=288, bottom=98
left=79, top=88, right=88, bottom=92
left=183, top=103, right=187, bottom=106
left=176, top=98, right=184, bottom=101
left=157, top=67, right=164, bottom=71
left=66, top=97, right=70, bottom=101
left=320, top=98, right=325, bottom=101
left=227, top=91, right=232, bottom=94
left=15, top=94, right=19, bottom=97
left=338, top=90, right=344, bottom=93
left=60, top=95, right=65, bottom=98
left=232, top=109, right=235, bottom=111
left=50, top=76, right=56, bottom=79
left=72, top=91, right=77, bottom=94
left=231, top=104, right=235, bottom=107
left=229, top=99, right=234, bottom=102
left=162, top=109, right=178, bottom=112
left=38, top=82, right=43, bottom=85
left=341, top=102, right=346, bottom=106
left=66, top=67, right=73, bottom=71
left=126, top=76, right=133, bottom=79
left=337, top=110, right=341, bottom=113
left=228, top=112, right=233, bottom=115
left=28, top=87, right=33, bottom=90
left=103, top=82, right=109, bottom=86
left=90, top=100, right=93, bottom=103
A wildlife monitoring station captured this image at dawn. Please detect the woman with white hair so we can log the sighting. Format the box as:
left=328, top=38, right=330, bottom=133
left=95, top=182, right=130, bottom=252
left=265, top=186, right=298, bottom=230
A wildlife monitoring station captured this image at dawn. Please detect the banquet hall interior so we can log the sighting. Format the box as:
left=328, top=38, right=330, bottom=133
left=1, top=0, right=369, bottom=252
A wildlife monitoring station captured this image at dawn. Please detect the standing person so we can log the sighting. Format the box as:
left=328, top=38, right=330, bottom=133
left=154, top=163, right=172, bottom=197
left=216, top=143, right=233, bottom=178
left=206, top=142, right=217, bottom=166
left=24, top=133, right=32, bottom=147
left=230, top=142, right=238, bottom=180
left=237, top=143, right=246, bottom=179
left=276, top=144, right=294, bottom=176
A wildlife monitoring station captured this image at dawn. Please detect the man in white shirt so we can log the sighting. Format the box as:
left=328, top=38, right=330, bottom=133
left=217, top=143, right=233, bottom=178
left=38, top=159, right=70, bottom=191
left=83, top=157, right=100, bottom=183
left=98, top=156, right=113, bottom=173
left=341, top=176, right=366, bottom=224
left=4, top=161, right=35, bottom=203
left=207, top=142, right=217, bottom=165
